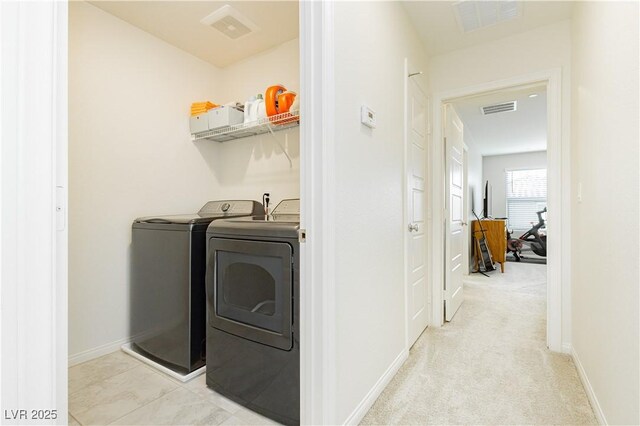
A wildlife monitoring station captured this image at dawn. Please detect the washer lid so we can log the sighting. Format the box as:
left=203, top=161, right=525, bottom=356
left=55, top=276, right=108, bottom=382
left=134, top=200, right=263, bottom=225
left=135, top=214, right=219, bottom=225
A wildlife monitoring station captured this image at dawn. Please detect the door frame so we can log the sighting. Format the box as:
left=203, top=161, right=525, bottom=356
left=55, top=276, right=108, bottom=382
left=299, top=1, right=336, bottom=424
left=430, top=69, right=567, bottom=353
left=0, top=1, right=69, bottom=423
left=0, top=1, right=329, bottom=423
left=403, top=58, right=430, bottom=350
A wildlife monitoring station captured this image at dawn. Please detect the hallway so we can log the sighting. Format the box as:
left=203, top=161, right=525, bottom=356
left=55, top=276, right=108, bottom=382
left=362, top=263, right=596, bottom=424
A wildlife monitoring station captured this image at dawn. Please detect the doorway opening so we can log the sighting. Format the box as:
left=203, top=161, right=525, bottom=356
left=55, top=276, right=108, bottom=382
left=431, top=71, right=565, bottom=353
left=67, top=2, right=302, bottom=425
left=446, top=83, right=548, bottom=318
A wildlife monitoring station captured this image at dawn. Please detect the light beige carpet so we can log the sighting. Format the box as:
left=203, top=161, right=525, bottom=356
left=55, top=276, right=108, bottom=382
left=361, top=263, right=596, bottom=425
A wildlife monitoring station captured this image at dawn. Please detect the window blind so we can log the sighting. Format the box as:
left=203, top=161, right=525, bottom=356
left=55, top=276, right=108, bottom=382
left=505, top=168, right=547, bottom=230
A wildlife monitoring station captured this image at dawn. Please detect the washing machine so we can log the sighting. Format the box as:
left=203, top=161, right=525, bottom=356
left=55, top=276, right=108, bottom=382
left=129, top=200, right=263, bottom=377
left=205, top=199, right=300, bottom=425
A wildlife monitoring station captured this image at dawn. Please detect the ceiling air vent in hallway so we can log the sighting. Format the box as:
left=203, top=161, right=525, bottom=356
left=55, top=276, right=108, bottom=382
left=453, top=0, right=522, bottom=33
left=481, top=101, right=517, bottom=115
left=200, top=5, right=260, bottom=40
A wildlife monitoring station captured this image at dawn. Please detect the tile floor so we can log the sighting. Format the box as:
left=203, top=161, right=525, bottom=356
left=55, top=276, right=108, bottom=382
left=68, top=351, right=279, bottom=425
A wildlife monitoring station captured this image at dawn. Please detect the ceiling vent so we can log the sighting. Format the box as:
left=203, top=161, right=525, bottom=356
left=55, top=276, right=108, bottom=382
left=481, top=101, right=517, bottom=115
left=200, top=5, right=260, bottom=40
left=453, top=1, right=522, bottom=33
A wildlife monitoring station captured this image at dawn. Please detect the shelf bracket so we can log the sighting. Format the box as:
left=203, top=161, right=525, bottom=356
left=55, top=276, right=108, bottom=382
left=266, top=123, right=293, bottom=168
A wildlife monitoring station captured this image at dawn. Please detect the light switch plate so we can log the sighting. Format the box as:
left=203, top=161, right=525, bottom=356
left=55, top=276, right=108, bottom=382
left=361, top=105, right=376, bottom=128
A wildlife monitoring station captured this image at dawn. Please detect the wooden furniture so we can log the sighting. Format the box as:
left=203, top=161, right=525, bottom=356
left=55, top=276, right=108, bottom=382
left=473, top=219, right=507, bottom=273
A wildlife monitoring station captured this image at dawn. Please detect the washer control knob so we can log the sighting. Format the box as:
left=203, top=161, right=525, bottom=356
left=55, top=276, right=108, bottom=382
left=221, top=203, right=231, bottom=212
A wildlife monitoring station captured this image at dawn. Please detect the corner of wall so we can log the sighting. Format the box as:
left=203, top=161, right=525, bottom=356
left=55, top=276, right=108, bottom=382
left=571, top=346, right=607, bottom=425
left=342, top=349, right=408, bottom=426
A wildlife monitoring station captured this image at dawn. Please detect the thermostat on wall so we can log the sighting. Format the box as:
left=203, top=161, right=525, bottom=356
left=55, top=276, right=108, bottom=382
left=361, top=105, right=376, bottom=128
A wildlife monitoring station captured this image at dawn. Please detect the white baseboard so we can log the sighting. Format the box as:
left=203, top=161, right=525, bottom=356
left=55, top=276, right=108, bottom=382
left=571, top=347, right=607, bottom=425
left=68, top=335, right=135, bottom=367
left=343, top=349, right=408, bottom=425
left=562, top=342, right=572, bottom=354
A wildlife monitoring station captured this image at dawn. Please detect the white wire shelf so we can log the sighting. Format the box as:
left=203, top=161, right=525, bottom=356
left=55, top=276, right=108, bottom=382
left=191, top=112, right=300, bottom=143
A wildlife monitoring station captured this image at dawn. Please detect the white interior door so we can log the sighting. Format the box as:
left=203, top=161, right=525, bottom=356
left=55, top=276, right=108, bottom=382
left=444, top=104, right=464, bottom=321
left=406, top=74, right=428, bottom=347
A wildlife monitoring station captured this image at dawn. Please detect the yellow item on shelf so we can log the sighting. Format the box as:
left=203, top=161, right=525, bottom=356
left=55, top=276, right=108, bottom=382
left=190, top=101, right=218, bottom=116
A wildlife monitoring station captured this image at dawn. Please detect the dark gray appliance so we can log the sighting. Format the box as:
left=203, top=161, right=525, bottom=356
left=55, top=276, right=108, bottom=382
left=206, top=199, right=300, bottom=426
left=130, top=200, right=263, bottom=375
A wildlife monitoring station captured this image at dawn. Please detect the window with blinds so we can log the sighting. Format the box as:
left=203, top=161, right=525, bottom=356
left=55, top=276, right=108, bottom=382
left=505, top=168, right=547, bottom=230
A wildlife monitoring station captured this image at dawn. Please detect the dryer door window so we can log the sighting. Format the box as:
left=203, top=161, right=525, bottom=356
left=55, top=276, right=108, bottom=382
left=222, top=261, right=277, bottom=317
left=208, top=238, right=292, bottom=350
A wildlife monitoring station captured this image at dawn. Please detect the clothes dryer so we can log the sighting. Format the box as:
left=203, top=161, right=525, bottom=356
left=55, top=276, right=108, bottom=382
left=206, top=199, right=300, bottom=425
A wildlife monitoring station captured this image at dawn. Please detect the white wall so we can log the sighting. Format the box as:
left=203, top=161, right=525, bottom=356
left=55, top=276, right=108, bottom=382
left=429, top=21, right=571, bottom=96
left=483, top=151, right=547, bottom=225
left=429, top=20, right=572, bottom=348
left=465, top=140, right=483, bottom=218
left=204, top=38, right=300, bottom=205
left=218, top=39, right=299, bottom=106
left=69, top=2, right=299, bottom=362
left=570, top=2, right=639, bottom=424
left=69, top=1, right=220, bottom=362
left=331, top=2, right=428, bottom=423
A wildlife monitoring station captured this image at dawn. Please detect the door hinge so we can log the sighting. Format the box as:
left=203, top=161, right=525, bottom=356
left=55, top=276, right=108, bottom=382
left=298, top=228, right=306, bottom=243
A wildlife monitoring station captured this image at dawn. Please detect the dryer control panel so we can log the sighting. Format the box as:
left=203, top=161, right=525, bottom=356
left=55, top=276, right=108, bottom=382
left=272, top=199, right=300, bottom=215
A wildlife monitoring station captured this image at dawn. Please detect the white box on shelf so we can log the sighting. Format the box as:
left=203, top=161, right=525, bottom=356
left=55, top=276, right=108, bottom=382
left=208, top=106, right=244, bottom=130
left=189, top=113, right=209, bottom=134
